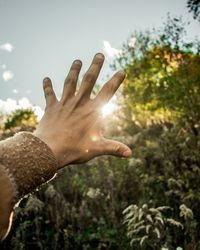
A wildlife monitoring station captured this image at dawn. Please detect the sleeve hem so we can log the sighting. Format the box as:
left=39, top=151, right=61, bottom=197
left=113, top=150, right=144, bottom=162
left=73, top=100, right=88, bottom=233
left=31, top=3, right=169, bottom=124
left=0, top=131, right=58, bottom=201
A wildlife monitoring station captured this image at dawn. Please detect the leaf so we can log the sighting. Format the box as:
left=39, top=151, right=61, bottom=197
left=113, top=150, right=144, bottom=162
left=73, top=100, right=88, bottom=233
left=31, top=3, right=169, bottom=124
left=149, top=208, right=160, bottom=214
left=154, top=227, right=161, bottom=239
left=155, top=215, right=164, bottom=225
left=146, top=224, right=151, bottom=234
left=138, top=208, right=144, bottom=220
left=179, top=204, right=194, bottom=220
left=130, top=237, right=140, bottom=246
left=123, top=204, right=138, bottom=214
left=140, top=235, right=148, bottom=246
left=133, top=225, right=146, bottom=234
left=166, top=219, right=184, bottom=229
left=146, top=214, right=153, bottom=223
left=157, top=206, right=172, bottom=212
left=134, top=220, right=145, bottom=229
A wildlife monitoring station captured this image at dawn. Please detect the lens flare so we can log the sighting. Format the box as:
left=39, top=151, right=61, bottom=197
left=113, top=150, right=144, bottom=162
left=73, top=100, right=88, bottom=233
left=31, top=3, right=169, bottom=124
left=101, top=102, right=116, bottom=117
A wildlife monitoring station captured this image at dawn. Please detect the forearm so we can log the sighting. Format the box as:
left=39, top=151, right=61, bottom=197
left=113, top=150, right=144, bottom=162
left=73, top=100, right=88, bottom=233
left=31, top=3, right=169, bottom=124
left=0, top=132, right=58, bottom=240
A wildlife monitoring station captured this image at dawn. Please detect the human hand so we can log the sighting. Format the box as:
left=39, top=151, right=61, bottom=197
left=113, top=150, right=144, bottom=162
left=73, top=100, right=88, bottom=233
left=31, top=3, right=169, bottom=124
left=34, top=53, right=132, bottom=169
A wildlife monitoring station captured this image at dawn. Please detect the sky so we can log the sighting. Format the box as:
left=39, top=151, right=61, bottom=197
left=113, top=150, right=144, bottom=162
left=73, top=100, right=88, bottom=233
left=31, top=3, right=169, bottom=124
left=0, top=0, right=199, bottom=113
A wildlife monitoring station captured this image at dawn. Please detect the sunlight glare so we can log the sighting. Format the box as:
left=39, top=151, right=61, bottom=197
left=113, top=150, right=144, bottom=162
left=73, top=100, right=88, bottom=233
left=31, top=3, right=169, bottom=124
left=101, top=98, right=117, bottom=117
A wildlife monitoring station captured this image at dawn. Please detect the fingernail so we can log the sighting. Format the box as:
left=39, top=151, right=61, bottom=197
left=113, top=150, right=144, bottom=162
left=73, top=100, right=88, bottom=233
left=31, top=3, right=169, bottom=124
left=118, top=70, right=125, bottom=76
left=43, top=77, right=50, bottom=82
left=95, top=53, right=104, bottom=59
left=122, top=149, right=132, bottom=158
left=74, top=60, right=82, bottom=65
left=43, top=78, right=51, bottom=87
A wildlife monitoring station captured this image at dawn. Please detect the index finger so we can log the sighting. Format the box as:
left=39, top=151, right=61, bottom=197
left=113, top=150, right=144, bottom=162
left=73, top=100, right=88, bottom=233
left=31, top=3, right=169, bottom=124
left=94, top=71, right=125, bottom=105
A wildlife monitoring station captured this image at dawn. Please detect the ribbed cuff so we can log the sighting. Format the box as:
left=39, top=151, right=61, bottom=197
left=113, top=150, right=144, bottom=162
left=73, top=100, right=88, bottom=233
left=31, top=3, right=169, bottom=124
left=0, top=132, right=58, bottom=201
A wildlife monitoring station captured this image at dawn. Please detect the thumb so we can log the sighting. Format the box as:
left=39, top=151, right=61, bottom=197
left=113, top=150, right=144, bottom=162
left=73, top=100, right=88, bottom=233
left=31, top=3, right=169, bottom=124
left=102, top=139, right=132, bottom=158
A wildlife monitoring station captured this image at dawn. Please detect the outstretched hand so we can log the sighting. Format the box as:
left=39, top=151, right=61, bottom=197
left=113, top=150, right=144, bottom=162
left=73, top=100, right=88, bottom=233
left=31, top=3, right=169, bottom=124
left=34, top=53, right=132, bottom=169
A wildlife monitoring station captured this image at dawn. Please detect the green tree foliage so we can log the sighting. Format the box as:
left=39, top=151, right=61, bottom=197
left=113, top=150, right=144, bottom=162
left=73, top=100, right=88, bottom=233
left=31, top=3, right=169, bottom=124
left=4, top=109, right=37, bottom=130
left=187, top=0, right=200, bottom=21
left=113, top=16, right=200, bottom=130
left=111, top=16, right=200, bottom=249
left=1, top=157, right=141, bottom=249
left=121, top=125, right=200, bottom=249
left=123, top=204, right=184, bottom=249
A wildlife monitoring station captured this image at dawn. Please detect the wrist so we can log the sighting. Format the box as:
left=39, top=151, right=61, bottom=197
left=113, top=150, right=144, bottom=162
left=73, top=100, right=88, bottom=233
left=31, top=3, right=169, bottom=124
left=33, top=132, right=74, bottom=168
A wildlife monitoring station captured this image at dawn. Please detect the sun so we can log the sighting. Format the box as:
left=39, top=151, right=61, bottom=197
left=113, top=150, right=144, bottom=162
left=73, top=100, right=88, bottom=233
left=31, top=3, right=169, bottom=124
left=101, top=97, right=117, bottom=117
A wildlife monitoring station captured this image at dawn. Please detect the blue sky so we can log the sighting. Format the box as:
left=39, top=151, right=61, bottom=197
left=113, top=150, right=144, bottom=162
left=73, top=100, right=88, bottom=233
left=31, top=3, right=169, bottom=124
left=0, top=0, right=199, bottom=111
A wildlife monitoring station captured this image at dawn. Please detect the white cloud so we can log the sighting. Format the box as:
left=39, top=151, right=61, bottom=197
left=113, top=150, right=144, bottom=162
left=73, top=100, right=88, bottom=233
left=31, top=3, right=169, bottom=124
left=12, top=89, right=19, bottom=94
left=0, top=98, right=17, bottom=114
left=18, top=97, right=32, bottom=109
left=2, top=70, right=14, bottom=81
left=102, top=40, right=122, bottom=58
left=0, top=43, right=14, bottom=52
left=0, top=97, right=44, bottom=121
left=34, top=106, right=44, bottom=120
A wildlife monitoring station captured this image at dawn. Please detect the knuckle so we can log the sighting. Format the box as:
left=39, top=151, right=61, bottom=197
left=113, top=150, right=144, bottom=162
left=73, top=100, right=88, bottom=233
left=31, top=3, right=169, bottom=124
left=108, top=82, right=115, bottom=91
left=45, top=89, right=54, bottom=98
left=114, top=144, right=121, bottom=154
left=71, top=63, right=81, bottom=70
left=65, top=77, right=75, bottom=85
left=106, top=82, right=115, bottom=94
left=84, top=72, right=95, bottom=83
left=94, top=57, right=103, bottom=64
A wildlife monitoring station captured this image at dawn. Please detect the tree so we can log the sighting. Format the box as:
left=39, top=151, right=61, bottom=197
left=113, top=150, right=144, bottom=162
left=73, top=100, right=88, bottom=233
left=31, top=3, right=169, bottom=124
left=111, top=17, right=200, bottom=249
left=4, top=109, right=37, bottom=130
left=112, top=16, right=200, bottom=131
left=187, top=0, right=200, bottom=21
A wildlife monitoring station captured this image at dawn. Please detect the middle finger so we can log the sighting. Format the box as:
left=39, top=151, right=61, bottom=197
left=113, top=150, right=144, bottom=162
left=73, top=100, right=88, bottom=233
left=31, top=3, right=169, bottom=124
left=78, top=53, right=104, bottom=99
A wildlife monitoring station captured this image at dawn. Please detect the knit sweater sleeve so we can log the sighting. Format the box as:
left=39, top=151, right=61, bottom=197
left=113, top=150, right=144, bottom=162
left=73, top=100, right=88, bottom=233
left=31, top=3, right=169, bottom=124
left=0, top=131, right=58, bottom=240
